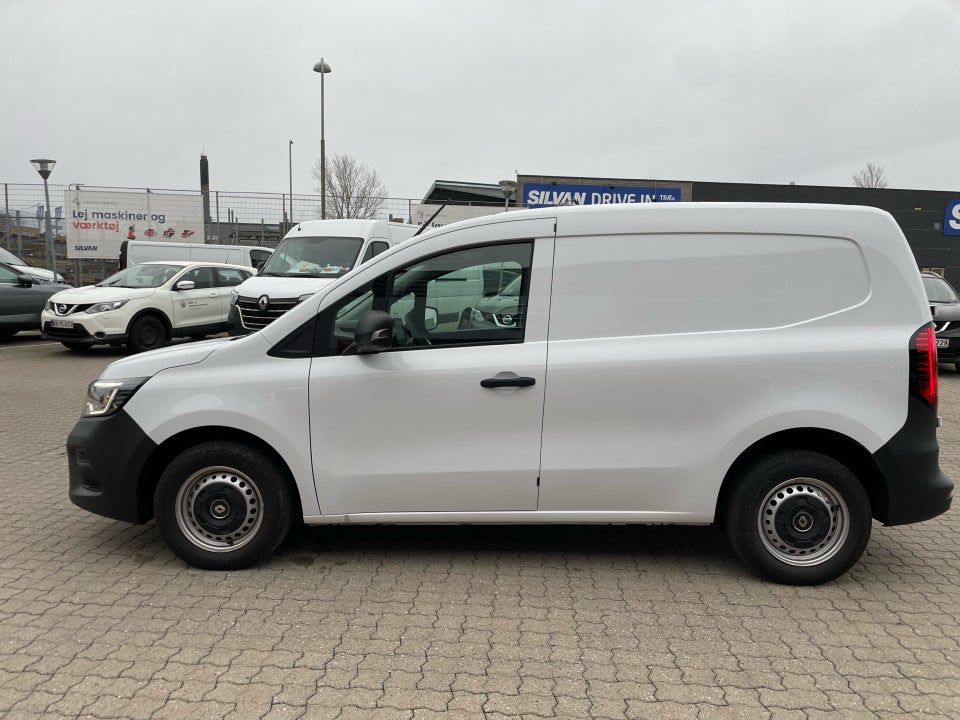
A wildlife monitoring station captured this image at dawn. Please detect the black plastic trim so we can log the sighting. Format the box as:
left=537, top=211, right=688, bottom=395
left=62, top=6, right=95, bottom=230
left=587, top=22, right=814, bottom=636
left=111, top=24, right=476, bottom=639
left=871, top=394, right=953, bottom=525
left=67, top=409, right=158, bottom=523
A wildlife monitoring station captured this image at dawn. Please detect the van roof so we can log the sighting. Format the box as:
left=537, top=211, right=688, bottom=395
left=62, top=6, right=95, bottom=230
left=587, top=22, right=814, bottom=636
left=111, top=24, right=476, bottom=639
left=411, top=201, right=894, bottom=240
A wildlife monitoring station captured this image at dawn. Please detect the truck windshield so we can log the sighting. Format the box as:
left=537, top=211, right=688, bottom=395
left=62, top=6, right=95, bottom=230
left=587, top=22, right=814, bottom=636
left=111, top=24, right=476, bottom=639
left=259, top=236, right=364, bottom=278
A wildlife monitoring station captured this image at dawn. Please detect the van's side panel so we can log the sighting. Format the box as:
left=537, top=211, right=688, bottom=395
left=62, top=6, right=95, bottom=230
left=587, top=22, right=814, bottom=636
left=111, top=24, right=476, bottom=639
left=538, top=206, right=925, bottom=520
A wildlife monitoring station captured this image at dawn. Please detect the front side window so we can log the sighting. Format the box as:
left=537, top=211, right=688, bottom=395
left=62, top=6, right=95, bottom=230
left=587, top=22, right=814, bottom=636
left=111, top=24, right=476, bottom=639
left=0, top=264, right=20, bottom=283
left=249, top=249, right=272, bottom=267
left=320, top=242, right=533, bottom=356
left=181, top=267, right=214, bottom=289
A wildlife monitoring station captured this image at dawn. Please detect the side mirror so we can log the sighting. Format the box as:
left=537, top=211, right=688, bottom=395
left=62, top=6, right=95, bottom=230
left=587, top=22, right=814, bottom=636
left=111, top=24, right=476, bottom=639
left=425, top=307, right=438, bottom=331
left=175, top=280, right=196, bottom=291
left=351, top=310, right=393, bottom=355
left=16, top=274, right=35, bottom=287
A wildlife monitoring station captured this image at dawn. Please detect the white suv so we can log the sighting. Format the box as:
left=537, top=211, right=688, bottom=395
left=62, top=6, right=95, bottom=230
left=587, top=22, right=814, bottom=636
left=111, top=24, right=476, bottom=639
left=42, top=261, right=253, bottom=353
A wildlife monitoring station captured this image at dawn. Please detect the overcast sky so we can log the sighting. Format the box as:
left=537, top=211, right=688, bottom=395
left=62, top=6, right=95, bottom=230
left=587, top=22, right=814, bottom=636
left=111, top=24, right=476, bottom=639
left=4, top=0, right=960, bottom=200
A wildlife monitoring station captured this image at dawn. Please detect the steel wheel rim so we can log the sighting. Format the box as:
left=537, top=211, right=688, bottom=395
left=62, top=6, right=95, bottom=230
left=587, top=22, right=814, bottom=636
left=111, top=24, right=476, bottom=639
left=139, top=322, right=160, bottom=347
left=757, top=477, right=849, bottom=566
left=174, top=466, right=264, bottom=552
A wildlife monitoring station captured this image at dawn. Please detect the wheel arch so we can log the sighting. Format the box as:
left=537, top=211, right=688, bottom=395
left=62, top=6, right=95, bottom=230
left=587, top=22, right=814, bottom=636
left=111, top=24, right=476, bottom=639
left=716, top=428, right=887, bottom=524
left=136, top=426, right=303, bottom=523
left=127, top=308, right=173, bottom=340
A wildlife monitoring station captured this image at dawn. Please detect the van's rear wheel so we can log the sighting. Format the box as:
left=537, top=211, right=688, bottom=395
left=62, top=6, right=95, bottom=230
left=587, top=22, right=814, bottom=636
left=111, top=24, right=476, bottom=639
left=722, top=450, right=871, bottom=585
left=154, top=442, right=293, bottom=570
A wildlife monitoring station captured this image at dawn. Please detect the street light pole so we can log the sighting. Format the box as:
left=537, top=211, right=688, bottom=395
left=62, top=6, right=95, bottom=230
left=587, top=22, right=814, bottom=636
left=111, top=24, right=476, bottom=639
left=313, top=58, right=332, bottom=220
left=288, top=139, right=294, bottom=225
left=30, top=158, right=56, bottom=275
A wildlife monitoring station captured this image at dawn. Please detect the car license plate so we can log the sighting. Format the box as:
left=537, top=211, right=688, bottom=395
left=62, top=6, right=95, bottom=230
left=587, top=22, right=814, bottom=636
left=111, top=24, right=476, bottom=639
left=937, top=338, right=949, bottom=348
left=50, top=319, right=74, bottom=330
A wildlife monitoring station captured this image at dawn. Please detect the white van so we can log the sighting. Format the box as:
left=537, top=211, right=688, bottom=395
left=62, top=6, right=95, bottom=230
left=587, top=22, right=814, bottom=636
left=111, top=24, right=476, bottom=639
left=119, top=240, right=273, bottom=270
left=226, top=219, right=417, bottom=334
left=66, top=203, right=953, bottom=584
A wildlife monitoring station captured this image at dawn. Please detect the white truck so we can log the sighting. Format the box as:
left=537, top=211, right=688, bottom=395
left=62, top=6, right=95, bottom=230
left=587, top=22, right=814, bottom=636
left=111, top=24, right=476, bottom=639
left=227, top=219, right=417, bottom=334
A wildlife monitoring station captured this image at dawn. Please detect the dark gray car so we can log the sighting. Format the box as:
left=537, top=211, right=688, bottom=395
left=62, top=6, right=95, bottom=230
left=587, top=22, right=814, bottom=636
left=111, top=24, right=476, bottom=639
left=922, top=271, right=960, bottom=370
left=0, top=262, right=71, bottom=337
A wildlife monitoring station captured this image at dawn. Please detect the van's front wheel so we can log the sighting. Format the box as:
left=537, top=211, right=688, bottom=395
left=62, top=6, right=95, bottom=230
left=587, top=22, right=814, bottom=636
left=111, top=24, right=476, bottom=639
left=154, top=442, right=293, bottom=570
left=723, top=451, right=871, bottom=585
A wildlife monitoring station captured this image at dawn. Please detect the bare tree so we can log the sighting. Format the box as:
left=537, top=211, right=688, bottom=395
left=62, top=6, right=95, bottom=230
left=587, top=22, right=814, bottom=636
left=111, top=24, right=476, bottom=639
left=311, top=154, right=388, bottom=219
left=852, top=162, right=889, bottom=189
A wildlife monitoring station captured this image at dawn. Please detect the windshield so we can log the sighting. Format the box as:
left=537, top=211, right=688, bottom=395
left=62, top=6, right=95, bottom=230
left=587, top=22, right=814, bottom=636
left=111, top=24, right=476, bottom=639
left=923, top=275, right=960, bottom=303
left=0, top=247, right=25, bottom=265
left=99, top=264, right=182, bottom=288
left=260, top=236, right=364, bottom=278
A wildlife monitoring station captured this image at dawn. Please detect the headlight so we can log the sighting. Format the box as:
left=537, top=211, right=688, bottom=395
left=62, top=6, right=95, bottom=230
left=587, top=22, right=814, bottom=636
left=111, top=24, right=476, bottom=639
left=84, top=300, right=128, bottom=314
left=231, top=290, right=239, bottom=305
left=298, top=292, right=315, bottom=303
left=82, top=377, right=149, bottom=417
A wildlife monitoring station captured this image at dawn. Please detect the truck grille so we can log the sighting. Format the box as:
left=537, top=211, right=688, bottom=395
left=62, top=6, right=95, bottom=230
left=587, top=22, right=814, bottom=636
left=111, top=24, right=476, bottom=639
left=237, top=296, right=300, bottom=331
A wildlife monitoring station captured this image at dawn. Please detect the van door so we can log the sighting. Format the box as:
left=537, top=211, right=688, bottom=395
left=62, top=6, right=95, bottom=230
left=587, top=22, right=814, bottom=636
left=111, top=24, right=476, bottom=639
left=306, top=219, right=555, bottom=515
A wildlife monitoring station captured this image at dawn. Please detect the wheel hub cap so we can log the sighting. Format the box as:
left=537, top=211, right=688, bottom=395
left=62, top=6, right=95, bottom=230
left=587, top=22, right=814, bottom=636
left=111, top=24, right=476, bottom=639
left=175, top=468, right=263, bottom=552
left=757, top=478, right=849, bottom=567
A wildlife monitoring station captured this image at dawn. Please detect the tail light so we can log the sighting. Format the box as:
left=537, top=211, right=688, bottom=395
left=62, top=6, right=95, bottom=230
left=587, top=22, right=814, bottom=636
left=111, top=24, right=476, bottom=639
left=910, top=323, right=938, bottom=411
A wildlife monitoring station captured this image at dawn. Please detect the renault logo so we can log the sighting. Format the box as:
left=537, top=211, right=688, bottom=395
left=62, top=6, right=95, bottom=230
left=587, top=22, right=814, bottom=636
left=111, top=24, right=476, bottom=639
left=257, top=295, right=270, bottom=312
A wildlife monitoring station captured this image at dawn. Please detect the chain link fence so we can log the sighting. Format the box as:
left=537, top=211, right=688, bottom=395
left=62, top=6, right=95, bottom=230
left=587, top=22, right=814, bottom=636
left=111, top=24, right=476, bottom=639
left=0, top=183, right=422, bottom=285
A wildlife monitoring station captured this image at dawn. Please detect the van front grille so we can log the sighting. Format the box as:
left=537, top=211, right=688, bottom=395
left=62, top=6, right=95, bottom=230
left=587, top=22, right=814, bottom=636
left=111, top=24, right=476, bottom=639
left=237, top=296, right=300, bottom=331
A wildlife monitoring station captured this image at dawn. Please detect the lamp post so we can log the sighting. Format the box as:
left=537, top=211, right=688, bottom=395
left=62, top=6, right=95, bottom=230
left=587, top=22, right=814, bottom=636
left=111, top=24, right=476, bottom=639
left=288, top=139, right=294, bottom=227
left=499, top=180, right=517, bottom=212
left=30, top=158, right=56, bottom=274
left=312, top=58, right=332, bottom=219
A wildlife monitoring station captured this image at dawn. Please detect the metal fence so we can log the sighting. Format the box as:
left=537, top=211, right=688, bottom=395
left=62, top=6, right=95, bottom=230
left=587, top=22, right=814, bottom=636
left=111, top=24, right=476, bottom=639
left=0, top=183, right=423, bottom=285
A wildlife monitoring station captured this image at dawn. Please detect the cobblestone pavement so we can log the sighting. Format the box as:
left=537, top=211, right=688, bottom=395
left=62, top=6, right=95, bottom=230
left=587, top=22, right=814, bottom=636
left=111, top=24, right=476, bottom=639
left=1, top=332, right=959, bottom=720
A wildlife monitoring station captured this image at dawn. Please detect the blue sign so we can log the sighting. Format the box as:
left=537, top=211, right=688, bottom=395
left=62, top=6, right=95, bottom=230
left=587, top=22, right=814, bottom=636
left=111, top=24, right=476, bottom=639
left=54, top=206, right=62, bottom=221
left=36, top=204, right=43, bottom=220
left=524, top=183, right=682, bottom=207
left=944, top=200, right=960, bottom=236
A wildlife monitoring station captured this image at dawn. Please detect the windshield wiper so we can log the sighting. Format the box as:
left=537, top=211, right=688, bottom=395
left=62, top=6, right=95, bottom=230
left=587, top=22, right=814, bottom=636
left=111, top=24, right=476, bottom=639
left=258, top=271, right=286, bottom=277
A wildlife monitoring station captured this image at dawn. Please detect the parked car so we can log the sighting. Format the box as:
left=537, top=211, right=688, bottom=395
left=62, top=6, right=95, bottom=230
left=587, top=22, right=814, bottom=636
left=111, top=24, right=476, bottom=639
left=922, top=271, right=960, bottom=370
left=0, top=246, right=66, bottom=283
left=461, top=273, right=524, bottom=329
left=0, top=262, right=72, bottom=336
left=66, top=203, right=951, bottom=584
left=41, top=261, right=253, bottom=353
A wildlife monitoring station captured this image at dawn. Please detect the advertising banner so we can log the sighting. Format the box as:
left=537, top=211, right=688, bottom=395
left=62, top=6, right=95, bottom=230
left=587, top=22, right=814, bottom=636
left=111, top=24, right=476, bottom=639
left=523, top=183, right=682, bottom=207
left=64, top=190, right=204, bottom=259
left=944, top=200, right=960, bottom=236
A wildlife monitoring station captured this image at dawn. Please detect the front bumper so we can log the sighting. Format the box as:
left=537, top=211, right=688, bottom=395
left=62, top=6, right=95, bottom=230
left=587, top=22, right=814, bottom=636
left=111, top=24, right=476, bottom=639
left=42, top=310, right=130, bottom=346
left=935, top=329, right=960, bottom=363
left=67, top=409, right=158, bottom=523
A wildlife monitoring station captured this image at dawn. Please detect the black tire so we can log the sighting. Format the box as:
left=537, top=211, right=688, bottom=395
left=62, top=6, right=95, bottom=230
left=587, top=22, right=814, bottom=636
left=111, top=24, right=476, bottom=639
left=722, top=450, right=872, bottom=585
left=154, top=441, right=294, bottom=570
left=954, top=363, right=960, bottom=373
left=62, top=341, right=91, bottom=352
left=127, top=315, right=166, bottom=353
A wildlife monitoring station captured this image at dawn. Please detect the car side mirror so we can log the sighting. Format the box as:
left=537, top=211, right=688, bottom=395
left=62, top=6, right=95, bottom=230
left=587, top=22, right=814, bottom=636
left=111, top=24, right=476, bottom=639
left=350, top=310, right=394, bottom=355
left=175, top=280, right=196, bottom=291
left=425, top=307, right=438, bottom=331
left=16, top=274, right=35, bottom=287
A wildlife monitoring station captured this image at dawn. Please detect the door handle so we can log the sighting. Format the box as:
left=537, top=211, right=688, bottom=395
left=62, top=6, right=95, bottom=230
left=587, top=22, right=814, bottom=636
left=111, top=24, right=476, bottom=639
left=481, top=376, right=536, bottom=389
